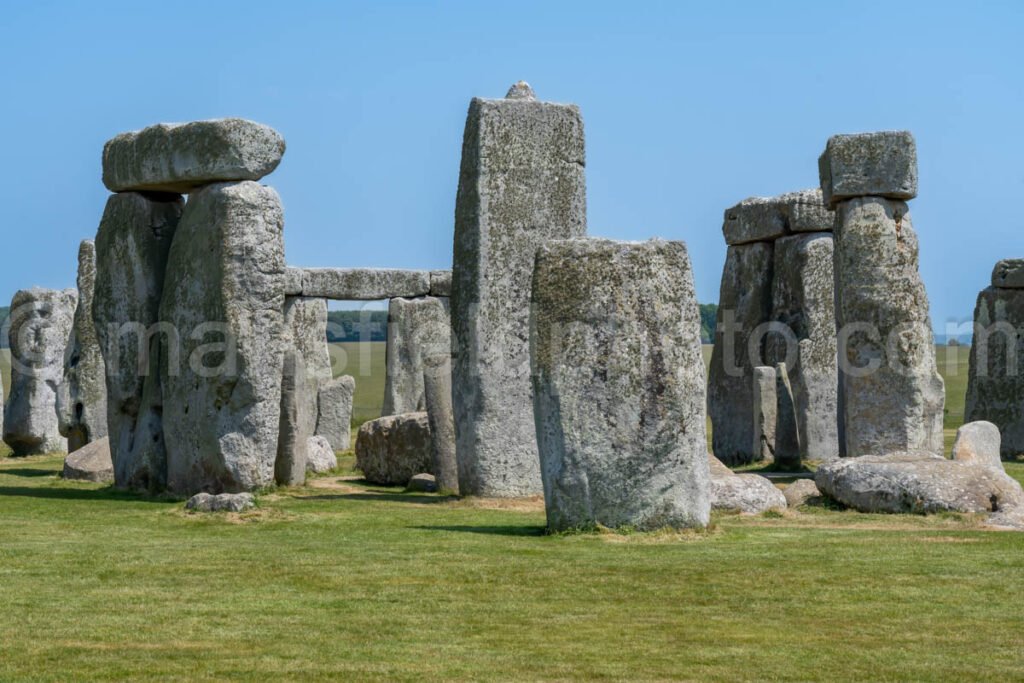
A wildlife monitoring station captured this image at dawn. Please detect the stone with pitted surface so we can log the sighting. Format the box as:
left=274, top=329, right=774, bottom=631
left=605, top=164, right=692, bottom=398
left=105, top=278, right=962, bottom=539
left=818, top=131, right=917, bottom=207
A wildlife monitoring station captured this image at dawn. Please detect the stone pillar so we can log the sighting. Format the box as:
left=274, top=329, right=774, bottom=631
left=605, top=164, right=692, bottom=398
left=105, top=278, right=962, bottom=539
left=283, top=296, right=331, bottom=440
left=382, top=296, right=450, bottom=417
left=3, top=288, right=76, bottom=455
left=57, top=240, right=108, bottom=453
left=451, top=82, right=587, bottom=497
left=275, top=350, right=308, bottom=486
left=965, top=260, right=1024, bottom=458
left=531, top=238, right=710, bottom=531
left=752, top=366, right=776, bottom=462
left=316, top=375, right=355, bottom=451
left=774, top=362, right=801, bottom=468
left=419, top=299, right=458, bottom=494
left=820, top=131, right=944, bottom=457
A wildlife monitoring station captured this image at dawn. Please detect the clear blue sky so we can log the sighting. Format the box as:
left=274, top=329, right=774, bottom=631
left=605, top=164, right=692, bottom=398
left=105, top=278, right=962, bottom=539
left=2, top=0, right=1021, bottom=329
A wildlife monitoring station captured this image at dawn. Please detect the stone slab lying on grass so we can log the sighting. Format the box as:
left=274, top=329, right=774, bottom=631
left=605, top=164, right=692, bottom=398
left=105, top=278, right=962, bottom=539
left=407, top=473, right=438, bottom=493
left=354, top=412, right=433, bottom=486
left=783, top=478, right=821, bottom=508
left=818, top=131, right=917, bottom=207
left=185, top=492, right=255, bottom=513
left=952, top=421, right=1003, bottom=471
left=307, top=436, right=337, bottom=474
left=102, top=118, right=285, bottom=193
left=708, top=456, right=787, bottom=514
left=62, top=436, right=113, bottom=483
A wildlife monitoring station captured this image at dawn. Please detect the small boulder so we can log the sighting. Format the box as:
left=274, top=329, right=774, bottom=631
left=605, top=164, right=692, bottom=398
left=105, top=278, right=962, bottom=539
left=185, top=492, right=255, bottom=513
left=951, top=421, right=1003, bottom=471
left=709, top=455, right=787, bottom=514
left=306, top=436, right=338, bottom=474
left=62, top=436, right=113, bottom=483
left=407, top=473, right=438, bottom=493
left=354, top=412, right=432, bottom=486
left=783, top=478, right=821, bottom=508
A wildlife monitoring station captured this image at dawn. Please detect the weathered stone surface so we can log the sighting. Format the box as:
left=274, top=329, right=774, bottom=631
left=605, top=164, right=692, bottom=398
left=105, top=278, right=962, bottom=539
left=774, top=362, right=801, bottom=468
left=452, top=86, right=586, bottom=497
left=315, top=375, right=355, bottom=451
left=93, top=191, right=183, bottom=491
left=355, top=412, right=433, bottom=486
left=965, top=287, right=1024, bottom=458
left=161, top=181, right=286, bottom=494
left=284, top=267, right=304, bottom=296
left=306, top=435, right=337, bottom=474
left=62, top=436, right=113, bottom=483
left=102, top=118, right=285, bottom=193
left=708, top=242, right=774, bottom=465
left=780, top=189, right=833, bottom=233
left=429, top=270, right=452, bottom=297
left=531, top=238, right=710, bottom=530
left=422, top=318, right=458, bottom=494
left=783, top=478, right=821, bottom=508
left=818, top=131, right=918, bottom=207
left=708, top=456, right=787, bottom=514
left=992, top=259, right=1024, bottom=289
left=4, top=288, right=76, bottom=455
left=283, top=296, right=331, bottom=440
left=275, top=351, right=308, bottom=487
left=57, top=240, right=108, bottom=453
left=294, top=268, right=430, bottom=300
left=752, top=366, right=776, bottom=462
left=185, top=492, right=255, bottom=513
left=407, top=472, right=438, bottom=493
left=831, top=197, right=944, bottom=457
left=722, top=195, right=787, bottom=246
left=815, top=451, right=1024, bottom=514
left=767, top=232, right=840, bottom=461
left=952, top=421, right=1004, bottom=471
left=382, top=296, right=450, bottom=416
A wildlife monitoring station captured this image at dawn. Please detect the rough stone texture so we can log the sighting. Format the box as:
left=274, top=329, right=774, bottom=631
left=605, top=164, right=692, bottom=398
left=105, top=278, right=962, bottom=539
left=783, top=478, right=821, bottom=508
left=429, top=270, right=452, bottom=297
left=780, top=189, right=833, bottom=233
left=767, top=232, right=840, bottom=462
left=419, top=300, right=458, bottom=494
left=722, top=195, right=787, bottom=246
left=407, top=472, right=438, bottom=493
left=185, top=492, right=255, bottom=513
left=284, top=267, right=304, bottom=296
left=815, top=451, right=1024, bottom=514
left=315, top=375, right=355, bottom=451
left=708, top=242, right=774, bottom=465
left=62, top=436, right=113, bottom=483
left=57, top=240, right=108, bottom=453
left=452, top=86, right=586, bottom=497
left=752, top=366, right=776, bottom=462
left=774, top=362, right=801, bottom=468
left=294, top=268, right=430, bottom=300
left=161, top=181, right=286, bottom=494
left=354, top=412, right=433, bottom=486
left=531, top=238, right=710, bottom=531
left=102, top=118, right=285, bottom=193
left=93, top=192, right=183, bottom=491
left=275, top=351, right=308, bottom=487
left=4, top=288, right=77, bottom=455
left=709, top=456, right=787, bottom=514
left=382, top=296, right=450, bottom=417
left=992, top=259, right=1024, bottom=289
left=952, top=421, right=1003, bottom=471
left=965, top=286, right=1024, bottom=458
left=831, top=197, right=944, bottom=457
left=306, top=435, right=337, bottom=474
left=283, top=296, right=331, bottom=440
left=818, top=131, right=918, bottom=207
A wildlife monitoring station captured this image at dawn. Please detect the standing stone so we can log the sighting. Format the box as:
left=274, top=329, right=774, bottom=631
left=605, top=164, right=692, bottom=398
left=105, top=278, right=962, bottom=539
left=965, top=286, right=1024, bottom=458
left=821, top=132, right=944, bottom=457
left=161, top=181, right=286, bottom=494
left=315, top=375, right=355, bottom=451
left=382, top=296, right=450, bottom=417
left=93, top=191, right=183, bottom=490
left=531, top=238, right=710, bottom=531
left=283, top=296, right=331, bottom=440
left=355, top=412, right=433, bottom=486
left=62, top=436, right=113, bottom=483
left=452, top=83, right=587, bottom=497
left=766, top=233, right=839, bottom=461
left=57, top=240, right=108, bottom=453
left=275, top=351, right=308, bottom=487
left=774, top=362, right=801, bottom=468
left=708, top=242, right=774, bottom=465
left=3, top=288, right=77, bottom=455
left=992, top=259, right=1024, bottom=289
left=951, top=421, right=1003, bottom=471
left=752, top=366, right=776, bottom=462
left=420, top=299, right=458, bottom=494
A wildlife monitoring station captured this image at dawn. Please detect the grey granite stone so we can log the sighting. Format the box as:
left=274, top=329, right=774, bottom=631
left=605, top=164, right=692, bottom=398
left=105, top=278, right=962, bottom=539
left=818, top=131, right=918, bottom=207
left=62, top=436, right=113, bottom=483
left=315, top=375, right=355, bottom=451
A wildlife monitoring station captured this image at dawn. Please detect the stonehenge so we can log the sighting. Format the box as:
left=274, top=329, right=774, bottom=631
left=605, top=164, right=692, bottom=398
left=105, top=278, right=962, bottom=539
left=382, top=296, right=450, bottom=416
left=355, top=412, right=433, bottom=486
left=316, top=376, right=355, bottom=451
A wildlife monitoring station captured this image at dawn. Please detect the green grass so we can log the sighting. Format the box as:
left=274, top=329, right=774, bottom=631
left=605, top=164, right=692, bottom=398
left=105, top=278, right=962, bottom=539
left=328, top=341, right=386, bottom=426
left=0, top=455, right=1022, bottom=681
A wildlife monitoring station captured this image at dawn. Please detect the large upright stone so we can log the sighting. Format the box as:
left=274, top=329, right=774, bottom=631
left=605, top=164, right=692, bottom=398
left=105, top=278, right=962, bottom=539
left=752, top=366, right=776, bottom=462
left=773, top=362, right=801, bottom=468
left=57, top=240, right=108, bottom=453
left=830, top=196, right=944, bottom=456
left=531, top=238, right=710, bottom=531
left=382, top=296, right=450, bottom=417
left=766, top=232, right=839, bottom=461
left=419, top=298, right=458, bottom=494
left=275, top=351, right=308, bottom=487
left=93, top=191, right=183, bottom=490
left=283, top=296, right=331, bottom=440
left=818, top=131, right=918, bottom=207
left=161, top=181, right=286, bottom=494
left=102, top=119, right=285, bottom=193
left=452, top=84, right=587, bottom=497
left=4, top=288, right=76, bottom=455
left=965, top=286, right=1024, bottom=458
left=315, top=375, right=355, bottom=451
left=707, top=242, right=774, bottom=465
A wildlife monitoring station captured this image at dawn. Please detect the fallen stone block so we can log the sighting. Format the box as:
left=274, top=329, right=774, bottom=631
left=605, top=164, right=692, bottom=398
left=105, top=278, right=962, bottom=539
left=355, top=412, right=432, bottom=486
left=62, top=436, right=113, bottom=483
left=818, top=131, right=918, bottom=207
left=407, top=473, right=438, bottom=493
left=306, top=435, right=337, bottom=474
left=708, top=455, right=786, bottom=514
left=952, top=421, right=1003, bottom=471
left=783, top=478, right=821, bottom=508
left=185, top=492, right=256, bottom=513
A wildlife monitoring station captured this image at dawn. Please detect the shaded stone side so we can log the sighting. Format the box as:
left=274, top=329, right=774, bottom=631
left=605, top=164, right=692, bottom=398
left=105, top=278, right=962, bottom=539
left=161, top=181, right=286, bottom=494
left=382, top=296, right=450, bottom=417
left=451, top=88, right=587, bottom=497
left=275, top=350, right=308, bottom=487
left=707, top=242, right=774, bottom=465
left=531, top=238, right=710, bottom=531
left=93, top=191, right=183, bottom=490
left=752, top=366, right=776, bottom=462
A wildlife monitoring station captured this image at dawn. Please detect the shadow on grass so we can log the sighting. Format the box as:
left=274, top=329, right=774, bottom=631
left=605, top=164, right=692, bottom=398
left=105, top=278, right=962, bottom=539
left=1, top=468, right=57, bottom=478
left=302, top=492, right=453, bottom=505
left=0, top=485, right=173, bottom=505
left=412, top=524, right=546, bottom=537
